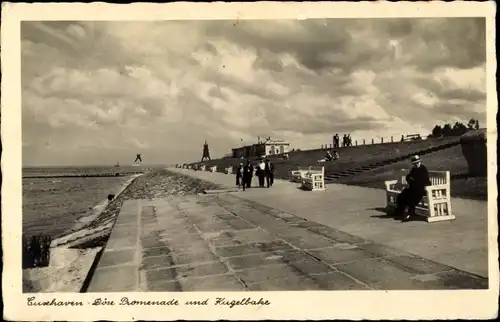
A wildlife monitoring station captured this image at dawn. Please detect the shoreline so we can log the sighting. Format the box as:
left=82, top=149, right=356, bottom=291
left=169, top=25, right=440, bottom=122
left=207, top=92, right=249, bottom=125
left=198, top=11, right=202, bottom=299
left=23, top=169, right=221, bottom=293
left=53, top=173, right=143, bottom=248
left=22, top=173, right=145, bottom=293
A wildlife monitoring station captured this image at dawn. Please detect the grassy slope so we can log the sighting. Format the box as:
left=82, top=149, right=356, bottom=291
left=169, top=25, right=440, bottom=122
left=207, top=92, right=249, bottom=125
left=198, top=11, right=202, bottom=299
left=187, top=137, right=486, bottom=200
left=335, top=145, right=486, bottom=200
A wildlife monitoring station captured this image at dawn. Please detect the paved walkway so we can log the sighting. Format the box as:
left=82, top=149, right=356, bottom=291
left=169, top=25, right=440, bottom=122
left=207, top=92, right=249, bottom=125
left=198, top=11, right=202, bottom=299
left=86, top=169, right=488, bottom=292
left=169, top=168, right=489, bottom=278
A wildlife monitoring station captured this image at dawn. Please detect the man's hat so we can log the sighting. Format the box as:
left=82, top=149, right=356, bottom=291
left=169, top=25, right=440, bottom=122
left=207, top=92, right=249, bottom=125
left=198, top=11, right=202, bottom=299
left=411, top=155, right=421, bottom=163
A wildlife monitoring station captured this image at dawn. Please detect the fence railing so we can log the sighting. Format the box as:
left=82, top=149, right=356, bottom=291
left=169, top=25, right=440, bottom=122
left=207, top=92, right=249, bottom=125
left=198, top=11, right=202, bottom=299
left=321, top=134, right=423, bottom=149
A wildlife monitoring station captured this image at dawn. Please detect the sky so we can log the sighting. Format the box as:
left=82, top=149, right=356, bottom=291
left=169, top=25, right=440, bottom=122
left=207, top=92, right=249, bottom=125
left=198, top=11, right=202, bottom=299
left=21, top=18, right=486, bottom=166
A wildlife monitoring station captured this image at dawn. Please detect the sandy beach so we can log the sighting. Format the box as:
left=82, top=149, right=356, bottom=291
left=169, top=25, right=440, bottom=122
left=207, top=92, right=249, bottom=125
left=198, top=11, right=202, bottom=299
left=23, top=169, right=222, bottom=293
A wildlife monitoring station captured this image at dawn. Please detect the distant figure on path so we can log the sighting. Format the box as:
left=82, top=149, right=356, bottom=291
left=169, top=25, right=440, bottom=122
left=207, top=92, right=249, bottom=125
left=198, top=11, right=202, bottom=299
left=265, top=158, right=275, bottom=187
left=134, top=154, right=142, bottom=163
left=393, top=155, right=431, bottom=222
left=236, top=162, right=244, bottom=190
left=333, top=151, right=340, bottom=160
left=256, top=157, right=266, bottom=187
left=333, top=133, right=340, bottom=148
left=243, top=160, right=254, bottom=188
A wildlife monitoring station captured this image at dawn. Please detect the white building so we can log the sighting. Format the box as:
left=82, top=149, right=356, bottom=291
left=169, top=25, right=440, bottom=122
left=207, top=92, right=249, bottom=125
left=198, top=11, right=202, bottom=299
left=231, top=138, right=291, bottom=159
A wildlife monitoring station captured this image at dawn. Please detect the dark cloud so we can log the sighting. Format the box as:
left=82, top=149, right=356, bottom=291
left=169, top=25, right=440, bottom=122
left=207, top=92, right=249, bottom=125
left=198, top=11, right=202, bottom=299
left=207, top=86, right=228, bottom=101
left=384, top=19, right=414, bottom=38
left=413, top=76, right=486, bottom=103
left=205, top=18, right=486, bottom=74
left=253, top=48, right=284, bottom=73
left=405, top=18, right=486, bottom=71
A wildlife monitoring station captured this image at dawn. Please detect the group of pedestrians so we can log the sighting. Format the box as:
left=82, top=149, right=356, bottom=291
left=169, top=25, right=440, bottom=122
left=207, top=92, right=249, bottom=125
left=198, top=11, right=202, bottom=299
left=333, top=133, right=353, bottom=148
left=236, top=157, right=275, bottom=191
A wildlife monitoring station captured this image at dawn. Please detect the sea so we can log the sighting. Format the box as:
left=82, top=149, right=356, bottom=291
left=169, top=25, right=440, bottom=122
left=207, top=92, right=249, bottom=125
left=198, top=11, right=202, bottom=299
left=22, top=165, right=150, bottom=240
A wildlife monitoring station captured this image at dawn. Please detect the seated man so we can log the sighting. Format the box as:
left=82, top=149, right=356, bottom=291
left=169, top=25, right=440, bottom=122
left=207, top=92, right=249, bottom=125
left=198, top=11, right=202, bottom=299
left=393, top=155, right=431, bottom=222
left=332, top=151, right=339, bottom=160
left=318, top=150, right=333, bottom=163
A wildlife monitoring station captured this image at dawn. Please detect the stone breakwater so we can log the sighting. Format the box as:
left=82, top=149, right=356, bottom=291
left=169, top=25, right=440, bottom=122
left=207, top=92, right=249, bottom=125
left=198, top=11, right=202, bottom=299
left=23, top=169, right=222, bottom=293
left=69, top=169, right=223, bottom=248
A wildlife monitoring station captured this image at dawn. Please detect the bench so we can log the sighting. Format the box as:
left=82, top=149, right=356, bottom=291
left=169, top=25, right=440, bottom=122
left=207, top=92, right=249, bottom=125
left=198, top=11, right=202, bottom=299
left=301, top=166, right=326, bottom=191
left=405, top=134, right=422, bottom=141
left=225, top=166, right=233, bottom=175
left=290, top=167, right=311, bottom=182
left=384, top=170, right=454, bottom=222
left=210, top=165, right=217, bottom=173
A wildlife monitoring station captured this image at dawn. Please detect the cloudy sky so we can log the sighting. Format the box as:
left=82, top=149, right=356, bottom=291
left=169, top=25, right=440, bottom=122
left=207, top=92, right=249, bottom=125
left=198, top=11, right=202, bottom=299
left=21, top=18, right=486, bottom=166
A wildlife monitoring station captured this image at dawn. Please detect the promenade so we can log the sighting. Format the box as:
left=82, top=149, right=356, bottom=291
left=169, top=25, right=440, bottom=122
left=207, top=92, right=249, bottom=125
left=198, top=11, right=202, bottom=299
left=87, top=168, right=488, bottom=292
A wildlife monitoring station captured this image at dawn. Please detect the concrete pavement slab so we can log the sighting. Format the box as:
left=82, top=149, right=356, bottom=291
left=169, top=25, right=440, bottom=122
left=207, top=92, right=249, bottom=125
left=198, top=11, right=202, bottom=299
left=88, top=265, right=138, bottom=292
left=246, top=274, right=323, bottom=291
left=214, top=241, right=294, bottom=258
left=144, top=261, right=230, bottom=283
left=149, top=274, right=246, bottom=292
left=97, top=248, right=136, bottom=268
left=141, top=251, right=219, bottom=270
left=307, top=271, right=372, bottom=290
left=226, top=250, right=313, bottom=271
left=334, top=257, right=444, bottom=290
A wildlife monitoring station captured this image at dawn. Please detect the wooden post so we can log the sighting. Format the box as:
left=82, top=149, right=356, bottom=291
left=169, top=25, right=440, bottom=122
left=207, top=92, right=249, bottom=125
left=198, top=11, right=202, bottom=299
left=321, top=144, right=323, bottom=149
left=391, top=136, right=394, bottom=143
left=363, top=139, right=365, bottom=145
left=355, top=140, right=357, bottom=146
left=371, top=138, right=374, bottom=144
left=381, top=137, right=384, bottom=144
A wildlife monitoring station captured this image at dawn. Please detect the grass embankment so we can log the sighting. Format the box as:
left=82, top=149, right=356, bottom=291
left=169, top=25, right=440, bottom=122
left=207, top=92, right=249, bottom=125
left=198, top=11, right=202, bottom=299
left=186, top=137, right=486, bottom=201
left=335, top=144, right=487, bottom=200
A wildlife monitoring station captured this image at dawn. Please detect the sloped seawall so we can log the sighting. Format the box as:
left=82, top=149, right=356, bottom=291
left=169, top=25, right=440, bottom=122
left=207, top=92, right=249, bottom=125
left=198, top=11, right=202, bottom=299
left=460, top=129, right=487, bottom=177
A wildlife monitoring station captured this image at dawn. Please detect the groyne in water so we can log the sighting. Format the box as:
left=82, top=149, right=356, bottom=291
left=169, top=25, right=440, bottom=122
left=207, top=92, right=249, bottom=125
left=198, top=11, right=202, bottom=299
left=23, top=171, right=145, bottom=179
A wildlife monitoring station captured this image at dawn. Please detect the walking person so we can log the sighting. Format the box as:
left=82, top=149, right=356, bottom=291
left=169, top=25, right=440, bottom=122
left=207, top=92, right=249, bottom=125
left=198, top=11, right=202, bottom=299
left=393, top=155, right=431, bottom=222
left=265, top=158, right=275, bottom=187
left=236, top=162, right=244, bottom=190
left=243, top=160, right=253, bottom=189
left=256, top=157, right=266, bottom=187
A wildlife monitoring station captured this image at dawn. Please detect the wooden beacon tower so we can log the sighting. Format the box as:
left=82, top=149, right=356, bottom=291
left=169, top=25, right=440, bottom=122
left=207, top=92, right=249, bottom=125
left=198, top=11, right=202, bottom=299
left=201, top=140, right=211, bottom=162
